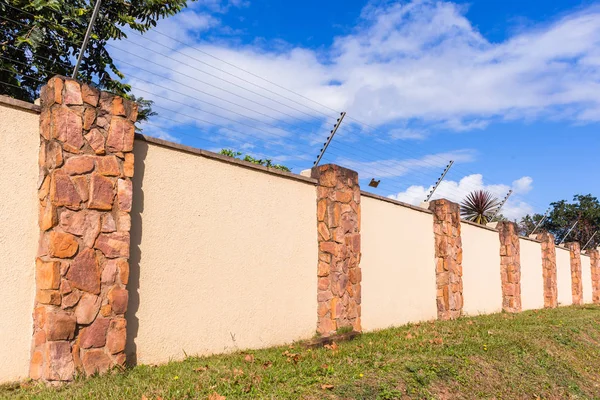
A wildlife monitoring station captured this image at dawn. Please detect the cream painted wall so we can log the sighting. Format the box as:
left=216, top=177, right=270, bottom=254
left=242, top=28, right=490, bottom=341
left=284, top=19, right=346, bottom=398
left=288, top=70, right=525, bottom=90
left=361, top=196, right=437, bottom=331
left=556, top=247, right=572, bottom=306
left=461, top=223, right=502, bottom=315
left=581, top=255, right=592, bottom=304
left=129, top=141, right=318, bottom=365
left=0, top=103, right=39, bottom=383
left=520, top=239, right=544, bottom=311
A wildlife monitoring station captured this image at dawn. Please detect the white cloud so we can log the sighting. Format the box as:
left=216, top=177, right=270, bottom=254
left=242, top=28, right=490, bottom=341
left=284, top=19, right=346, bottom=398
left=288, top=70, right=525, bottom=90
left=336, top=149, right=475, bottom=179
left=113, top=0, right=600, bottom=144
left=388, top=173, right=534, bottom=220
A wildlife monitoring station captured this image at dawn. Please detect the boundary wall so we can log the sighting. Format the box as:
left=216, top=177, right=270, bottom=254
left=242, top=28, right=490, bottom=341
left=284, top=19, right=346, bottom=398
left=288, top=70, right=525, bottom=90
left=1, top=80, right=598, bottom=383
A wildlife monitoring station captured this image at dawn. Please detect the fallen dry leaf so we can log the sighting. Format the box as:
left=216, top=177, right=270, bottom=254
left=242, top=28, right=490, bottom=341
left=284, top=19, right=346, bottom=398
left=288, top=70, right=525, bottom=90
left=233, top=368, right=244, bottom=377
left=208, top=392, right=226, bottom=400
left=195, top=365, right=208, bottom=372
left=262, top=361, right=273, bottom=369
left=141, top=396, right=148, bottom=400
left=244, top=354, right=255, bottom=363
left=321, top=384, right=334, bottom=390
left=405, top=333, right=414, bottom=339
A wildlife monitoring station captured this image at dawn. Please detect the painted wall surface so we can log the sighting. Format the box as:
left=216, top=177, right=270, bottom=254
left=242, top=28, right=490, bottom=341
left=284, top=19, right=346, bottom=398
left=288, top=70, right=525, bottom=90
left=556, top=247, right=572, bottom=306
left=361, top=196, right=437, bottom=330
left=581, top=255, right=593, bottom=304
left=0, top=103, right=38, bottom=382
left=461, top=223, right=502, bottom=315
left=520, top=239, right=544, bottom=311
left=128, top=141, right=318, bottom=365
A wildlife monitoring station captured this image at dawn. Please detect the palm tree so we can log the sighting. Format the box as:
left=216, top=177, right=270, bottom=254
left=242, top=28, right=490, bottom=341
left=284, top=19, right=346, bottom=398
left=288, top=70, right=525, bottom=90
left=461, top=190, right=500, bottom=224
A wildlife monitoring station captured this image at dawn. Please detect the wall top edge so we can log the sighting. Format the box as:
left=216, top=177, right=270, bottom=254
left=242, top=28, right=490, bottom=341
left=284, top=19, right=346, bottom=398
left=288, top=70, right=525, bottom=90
left=360, top=190, right=434, bottom=215
left=0, top=95, right=41, bottom=113
left=518, top=235, right=542, bottom=244
left=135, top=134, right=319, bottom=185
left=461, top=219, right=499, bottom=233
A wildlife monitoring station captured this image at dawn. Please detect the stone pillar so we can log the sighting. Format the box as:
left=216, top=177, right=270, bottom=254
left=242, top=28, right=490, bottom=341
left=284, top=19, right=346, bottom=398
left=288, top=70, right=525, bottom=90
left=429, top=199, right=463, bottom=320
left=567, top=242, right=583, bottom=305
left=31, top=76, right=137, bottom=381
left=536, top=231, right=557, bottom=308
left=498, top=222, right=521, bottom=313
left=587, top=249, right=600, bottom=304
left=312, top=164, right=361, bottom=336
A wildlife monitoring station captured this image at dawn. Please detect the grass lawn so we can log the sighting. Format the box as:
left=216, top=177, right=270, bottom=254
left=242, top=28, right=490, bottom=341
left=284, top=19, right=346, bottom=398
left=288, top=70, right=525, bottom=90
left=3, top=305, right=600, bottom=399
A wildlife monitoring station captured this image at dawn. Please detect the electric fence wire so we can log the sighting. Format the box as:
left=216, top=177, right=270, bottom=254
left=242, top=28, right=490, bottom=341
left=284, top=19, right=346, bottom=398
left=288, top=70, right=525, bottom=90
left=0, top=3, right=552, bottom=213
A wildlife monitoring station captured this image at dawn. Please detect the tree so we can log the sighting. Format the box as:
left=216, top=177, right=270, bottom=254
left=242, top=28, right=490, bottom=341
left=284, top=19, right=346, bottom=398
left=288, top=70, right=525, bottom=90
left=519, top=194, right=600, bottom=247
left=220, top=149, right=291, bottom=172
left=0, top=0, right=191, bottom=103
left=460, top=190, right=500, bottom=225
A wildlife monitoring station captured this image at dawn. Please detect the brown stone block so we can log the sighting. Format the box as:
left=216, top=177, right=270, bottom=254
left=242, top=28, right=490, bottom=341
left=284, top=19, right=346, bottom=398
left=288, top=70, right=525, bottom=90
left=95, top=232, right=130, bottom=258
left=43, top=341, right=74, bottom=381
left=41, top=141, right=64, bottom=169
left=106, top=117, right=135, bottom=152
left=63, top=80, right=82, bottom=105
left=317, top=199, right=326, bottom=222
left=30, top=350, right=44, bottom=380
left=108, top=287, right=128, bottom=315
left=117, top=212, right=131, bottom=232
left=327, top=202, right=341, bottom=227
left=317, top=222, right=330, bottom=241
left=53, top=107, right=83, bottom=153
left=40, top=108, right=52, bottom=140
left=45, top=311, right=76, bottom=341
left=39, top=174, right=51, bottom=201
left=317, top=301, right=329, bottom=317
left=36, top=258, right=60, bottom=290
left=37, top=289, right=61, bottom=305
left=101, top=260, right=118, bottom=285
left=63, top=155, right=95, bottom=175
left=48, top=232, right=78, bottom=258
left=82, top=349, right=111, bottom=376
left=81, top=84, right=99, bottom=106
left=71, top=175, right=89, bottom=203
left=101, top=304, right=112, bottom=317
left=111, top=97, right=127, bottom=116
left=317, top=291, right=333, bottom=302
left=39, top=200, right=57, bottom=231
left=117, top=259, right=129, bottom=285
left=349, top=268, right=361, bottom=284
left=75, top=293, right=101, bottom=324
left=106, top=318, right=127, bottom=354
left=123, top=153, right=134, bottom=177
left=88, top=173, right=115, bottom=210
left=96, top=156, right=120, bottom=176
left=50, top=173, right=82, bottom=209
left=84, top=128, right=106, bottom=155
left=319, top=241, right=338, bottom=255
left=334, top=190, right=353, bottom=203
left=83, top=107, right=96, bottom=130
left=80, top=318, right=110, bottom=349
left=101, top=213, right=117, bottom=233
left=61, top=291, right=81, bottom=309
left=117, top=179, right=133, bottom=212
left=317, top=261, right=329, bottom=277
left=318, top=277, right=329, bottom=291
left=67, top=248, right=100, bottom=294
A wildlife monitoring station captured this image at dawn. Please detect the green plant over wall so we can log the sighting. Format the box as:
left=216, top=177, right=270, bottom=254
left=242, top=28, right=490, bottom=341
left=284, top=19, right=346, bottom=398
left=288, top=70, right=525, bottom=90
left=220, top=149, right=291, bottom=172
left=460, top=190, right=500, bottom=225
left=0, top=0, right=192, bottom=111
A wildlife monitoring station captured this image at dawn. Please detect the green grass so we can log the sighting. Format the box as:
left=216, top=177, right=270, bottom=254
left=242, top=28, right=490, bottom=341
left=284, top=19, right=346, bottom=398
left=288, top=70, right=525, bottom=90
left=4, top=305, right=600, bottom=399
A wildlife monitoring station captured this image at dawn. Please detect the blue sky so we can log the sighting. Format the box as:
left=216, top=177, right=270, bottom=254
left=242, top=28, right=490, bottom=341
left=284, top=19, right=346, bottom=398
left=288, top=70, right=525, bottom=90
left=113, top=0, right=600, bottom=220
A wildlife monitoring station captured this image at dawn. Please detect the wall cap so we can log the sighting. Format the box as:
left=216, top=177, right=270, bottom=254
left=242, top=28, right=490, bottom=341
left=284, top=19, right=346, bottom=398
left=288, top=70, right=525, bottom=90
left=360, top=191, right=434, bottom=215
left=0, top=95, right=41, bottom=113
left=135, top=134, right=318, bottom=185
